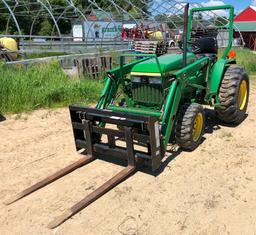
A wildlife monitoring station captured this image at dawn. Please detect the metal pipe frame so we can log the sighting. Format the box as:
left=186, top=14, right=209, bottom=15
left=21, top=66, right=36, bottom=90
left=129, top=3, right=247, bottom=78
left=0, top=0, right=244, bottom=50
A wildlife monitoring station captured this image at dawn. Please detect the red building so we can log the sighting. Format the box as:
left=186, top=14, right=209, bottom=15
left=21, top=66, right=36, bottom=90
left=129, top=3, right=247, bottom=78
left=234, top=6, right=256, bottom=50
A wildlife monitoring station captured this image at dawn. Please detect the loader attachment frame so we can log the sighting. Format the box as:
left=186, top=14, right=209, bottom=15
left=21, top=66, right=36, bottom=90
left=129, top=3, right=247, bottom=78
left=70, top=105, right=163, bottom=171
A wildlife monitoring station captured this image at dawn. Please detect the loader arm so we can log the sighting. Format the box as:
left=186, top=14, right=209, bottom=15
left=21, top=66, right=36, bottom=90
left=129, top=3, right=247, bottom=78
left=162, top=57, right=210, bottom=148
left=97, top=57, right=149, bottom=109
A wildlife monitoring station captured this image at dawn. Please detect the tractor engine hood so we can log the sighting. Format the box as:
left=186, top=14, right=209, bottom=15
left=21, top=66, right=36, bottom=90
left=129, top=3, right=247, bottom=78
left=131, top=53, right=198, bottom=77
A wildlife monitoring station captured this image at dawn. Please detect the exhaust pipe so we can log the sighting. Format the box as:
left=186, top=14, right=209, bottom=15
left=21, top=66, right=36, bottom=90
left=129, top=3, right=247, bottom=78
left=183, top=3, right=189, bottom=67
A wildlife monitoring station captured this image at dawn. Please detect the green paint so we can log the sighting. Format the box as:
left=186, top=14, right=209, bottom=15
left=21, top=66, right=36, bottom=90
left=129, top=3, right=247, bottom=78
left=107, top=105, right=161, bottom=117
left=131, top=53, right=197, bottom=75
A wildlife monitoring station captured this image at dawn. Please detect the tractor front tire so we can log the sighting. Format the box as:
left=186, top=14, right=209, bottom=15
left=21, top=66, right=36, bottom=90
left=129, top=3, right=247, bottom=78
left=175, top=103, right=205, bottom=151
left=216, top=65, right=249, bottom=124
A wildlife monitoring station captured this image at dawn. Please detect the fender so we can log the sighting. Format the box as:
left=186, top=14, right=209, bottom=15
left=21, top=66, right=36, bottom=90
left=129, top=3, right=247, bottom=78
left=207, top=58, right=236, bottom=100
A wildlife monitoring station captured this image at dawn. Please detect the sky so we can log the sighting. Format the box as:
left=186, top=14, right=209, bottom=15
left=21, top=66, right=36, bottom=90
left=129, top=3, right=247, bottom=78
left=188, top=0, right=254, bottom=13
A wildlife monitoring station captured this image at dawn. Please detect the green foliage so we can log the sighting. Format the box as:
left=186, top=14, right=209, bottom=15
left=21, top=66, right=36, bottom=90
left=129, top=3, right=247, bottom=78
left=0, top=62, right=103, bottom=114
left=38, top=19, right=53, bottom=36
left=218, top=48, right=256, bottom=75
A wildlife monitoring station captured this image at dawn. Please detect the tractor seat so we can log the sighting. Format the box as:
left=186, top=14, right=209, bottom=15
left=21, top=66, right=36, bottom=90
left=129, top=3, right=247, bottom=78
left=194, top=37, right=218, bottom=54
left=194, top=37, right=218, bottom=62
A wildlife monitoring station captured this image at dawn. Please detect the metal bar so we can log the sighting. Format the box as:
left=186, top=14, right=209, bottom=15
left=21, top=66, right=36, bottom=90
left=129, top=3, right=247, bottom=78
left=183, top=3, right=189, bottom=67
left=190, top=4, right=234, bottom=12
left=6, top=49, right=131, bottom=66
left=36, top=0, right=62, bottom=41
left=4, top=156, right=94, bottom=205
left=223, top=6, right=234, bottom=58
left=125, top=127, right=135, bottom=166
left=160, top=80, right=177, bottom=125
left=108, top=105, right=162, bottom=117
left=148, top=118, right=162, bottom=171
left=83, top=120, right=93, bottom=156
left=107, top=135, right=116, bottom=148
left=76, top=125, right=149, bottom=143
left=48, top=165, right=136, bottom=229
left=70, top=106, right=150, bottom=122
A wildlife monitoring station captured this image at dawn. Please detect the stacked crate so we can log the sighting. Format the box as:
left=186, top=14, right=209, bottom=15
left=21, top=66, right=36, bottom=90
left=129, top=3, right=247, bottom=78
left=134, top=41, right=167, bottom=55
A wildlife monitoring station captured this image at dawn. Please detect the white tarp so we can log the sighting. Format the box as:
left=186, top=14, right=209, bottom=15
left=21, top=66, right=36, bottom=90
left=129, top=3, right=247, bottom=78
left=72, top=24, right=83, bottom=41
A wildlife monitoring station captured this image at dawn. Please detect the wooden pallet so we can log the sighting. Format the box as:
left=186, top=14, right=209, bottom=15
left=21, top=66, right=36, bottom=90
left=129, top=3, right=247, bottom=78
left=74, top=56, right=113, bottom=79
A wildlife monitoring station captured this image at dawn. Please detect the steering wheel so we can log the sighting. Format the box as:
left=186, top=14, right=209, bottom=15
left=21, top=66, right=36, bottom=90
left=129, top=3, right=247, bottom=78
left=178, top=40, right=201, bottom=54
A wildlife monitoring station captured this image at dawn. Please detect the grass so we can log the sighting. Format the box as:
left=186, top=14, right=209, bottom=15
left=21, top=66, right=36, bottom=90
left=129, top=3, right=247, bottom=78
left=1, top=48, right=255, bottom=114
left=0, top=62, right=103, bottom=114
left=218, top=47, right=256, bottom=75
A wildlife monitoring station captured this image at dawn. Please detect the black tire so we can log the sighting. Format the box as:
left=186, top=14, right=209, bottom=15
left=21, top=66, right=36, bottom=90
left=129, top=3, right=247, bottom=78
left=216, top=64, right=249, bottom=124
left=175, top=103, right=205, bottom=151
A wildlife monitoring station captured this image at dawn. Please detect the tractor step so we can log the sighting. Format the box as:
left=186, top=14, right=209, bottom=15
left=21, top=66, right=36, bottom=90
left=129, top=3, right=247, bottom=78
left=4, top=156, right=94, bottom=205
left=48, top=165, right=136, bottom=229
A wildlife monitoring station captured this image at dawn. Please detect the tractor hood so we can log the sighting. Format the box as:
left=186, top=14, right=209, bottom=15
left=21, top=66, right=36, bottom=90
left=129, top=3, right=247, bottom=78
left=131, top=53, right=198, bottom=76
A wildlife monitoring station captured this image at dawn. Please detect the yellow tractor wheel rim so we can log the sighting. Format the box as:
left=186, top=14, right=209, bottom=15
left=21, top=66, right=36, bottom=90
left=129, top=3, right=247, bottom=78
left=192, top=113, right=203, bottom=142
left=238, top=80, right=247, bottom=111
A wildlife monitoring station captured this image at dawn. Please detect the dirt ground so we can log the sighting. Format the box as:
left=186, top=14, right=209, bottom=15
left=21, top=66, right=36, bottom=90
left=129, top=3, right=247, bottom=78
left=0, top=81, right=256, bottom=235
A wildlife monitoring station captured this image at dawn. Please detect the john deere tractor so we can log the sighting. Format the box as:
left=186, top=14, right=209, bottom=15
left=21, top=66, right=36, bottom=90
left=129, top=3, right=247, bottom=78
left=5, top=4, right=250, bottom=228
left=70, top=4, right=249, bottom=171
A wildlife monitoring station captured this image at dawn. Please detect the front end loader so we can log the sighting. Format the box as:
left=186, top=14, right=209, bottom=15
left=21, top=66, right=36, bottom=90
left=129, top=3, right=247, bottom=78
left=5, top=4, right=250, bottom=228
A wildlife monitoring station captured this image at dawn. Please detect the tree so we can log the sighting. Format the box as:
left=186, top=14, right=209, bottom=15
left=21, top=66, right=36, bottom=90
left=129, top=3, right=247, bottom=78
left=0, top=0, right=153, bottom=36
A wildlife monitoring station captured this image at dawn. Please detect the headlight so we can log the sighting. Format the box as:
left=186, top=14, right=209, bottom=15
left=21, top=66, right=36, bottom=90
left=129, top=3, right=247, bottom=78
left=131, top=76, right=141, bottom=83
left=148, top=77, right=162, bottom=84
left=131, top=76, right=162, bottom=84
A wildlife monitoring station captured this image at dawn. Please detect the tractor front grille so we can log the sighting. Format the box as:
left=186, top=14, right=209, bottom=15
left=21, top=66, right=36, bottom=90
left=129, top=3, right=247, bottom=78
left=132, top=83, right=163, bottom=106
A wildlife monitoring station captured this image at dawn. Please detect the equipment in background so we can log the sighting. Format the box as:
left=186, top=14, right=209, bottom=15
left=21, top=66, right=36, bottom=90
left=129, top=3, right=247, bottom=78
left=5, top=4, right=250, bottom=229
left=134, top=40, right=167, bottom=55
left=0, top=37, right=18, bottom=61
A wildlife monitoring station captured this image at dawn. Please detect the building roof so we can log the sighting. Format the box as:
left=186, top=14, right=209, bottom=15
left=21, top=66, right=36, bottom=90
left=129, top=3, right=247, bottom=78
left=235, top=6, right=256, bottom=22
left=234, top=22, right=256, bottom=32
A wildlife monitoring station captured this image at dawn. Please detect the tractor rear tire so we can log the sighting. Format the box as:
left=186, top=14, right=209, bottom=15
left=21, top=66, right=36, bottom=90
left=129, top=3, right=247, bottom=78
left=216, top=64, right=249, bottom=124
left=175, top=103, right=205, bottom=151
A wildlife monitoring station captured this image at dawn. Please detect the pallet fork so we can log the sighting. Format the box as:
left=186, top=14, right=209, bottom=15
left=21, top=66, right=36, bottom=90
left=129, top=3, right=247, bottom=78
left=4, top=105, right=163, bottom=228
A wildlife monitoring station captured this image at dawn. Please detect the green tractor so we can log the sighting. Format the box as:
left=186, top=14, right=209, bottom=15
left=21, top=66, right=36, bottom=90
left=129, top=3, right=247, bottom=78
left=5, top=4, right=250, bottom=228
left=70, top=4, right=249, bottom=170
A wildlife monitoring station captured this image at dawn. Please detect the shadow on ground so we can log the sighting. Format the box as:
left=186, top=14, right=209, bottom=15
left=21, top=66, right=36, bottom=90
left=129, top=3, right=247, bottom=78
left=77, top=108, right=247, bottom=177
left=154, top=107, right=244, bottom=176
left=0, top=114, right=6, bottom=122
